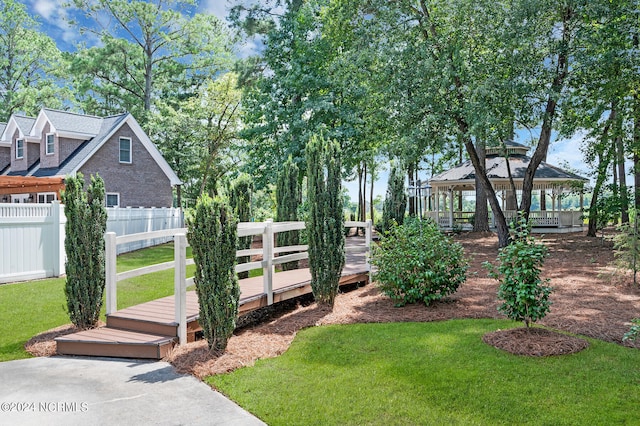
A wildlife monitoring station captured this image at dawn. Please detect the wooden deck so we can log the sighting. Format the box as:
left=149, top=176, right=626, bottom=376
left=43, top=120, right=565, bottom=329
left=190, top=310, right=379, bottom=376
left=56, top=238, right=369, bottom=359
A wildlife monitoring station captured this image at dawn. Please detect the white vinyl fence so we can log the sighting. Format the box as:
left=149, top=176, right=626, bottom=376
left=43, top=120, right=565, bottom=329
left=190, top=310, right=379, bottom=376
left=0, top=202, right=183, bottom=284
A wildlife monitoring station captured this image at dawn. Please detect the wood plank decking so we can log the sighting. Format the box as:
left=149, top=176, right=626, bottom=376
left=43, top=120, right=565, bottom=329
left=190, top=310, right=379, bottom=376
left=56, top=238, right=369, bottom=359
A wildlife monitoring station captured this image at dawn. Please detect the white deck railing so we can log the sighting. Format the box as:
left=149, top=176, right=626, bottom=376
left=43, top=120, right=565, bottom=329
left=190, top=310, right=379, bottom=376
left=105, top=219, right=372, bottom=345
left=426, top=210, right=583, bottom=228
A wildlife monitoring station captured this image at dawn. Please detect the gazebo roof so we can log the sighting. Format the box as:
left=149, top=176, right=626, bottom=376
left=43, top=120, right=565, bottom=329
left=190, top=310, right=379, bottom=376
left=430, top=153, right=588, bottom=191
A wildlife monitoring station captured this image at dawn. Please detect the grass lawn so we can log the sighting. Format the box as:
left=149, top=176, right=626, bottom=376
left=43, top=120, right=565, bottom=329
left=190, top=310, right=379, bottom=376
left=0, top=243, right=194, bottom=362
left=209, top=319, right=640, bottom=425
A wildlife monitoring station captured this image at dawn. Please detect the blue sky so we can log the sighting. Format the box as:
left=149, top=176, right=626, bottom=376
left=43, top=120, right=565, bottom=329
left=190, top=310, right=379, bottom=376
left=20, top=1, right=591, bottom=202
left=21, top=0, right=237, bottom=50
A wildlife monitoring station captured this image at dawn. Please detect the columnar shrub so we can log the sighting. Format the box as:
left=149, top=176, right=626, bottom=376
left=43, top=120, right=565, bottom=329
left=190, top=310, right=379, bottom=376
left=187, top=194, right=239, bottom=353
left=61, top=173, right=107, bottom=329
left=371, top=219, right=467, bottom=306
left=306, top=134, right=345, bottom=307
left=381, top=162, right=407, bottom=232
left=230, top=174, right=253, bottom=279
left=484, top=214, right=552, bottom=328
left=276, top=156, right=301, bottom=271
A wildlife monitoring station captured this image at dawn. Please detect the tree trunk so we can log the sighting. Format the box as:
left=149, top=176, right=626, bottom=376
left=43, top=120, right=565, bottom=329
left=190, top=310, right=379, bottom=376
left=369, top=163, right=375, bottom=224
left=474, top=139, right=490, bottom=232
left=357, top=164, right=363, bottom=224
left=616, top=129, right=629, bottom=224
left=634, top=34, right=640, bottom=211
left=587, top=107, right=617, bottom=237
left=362, top=162, right=367, bottom=222
left=520, top=6, right=573, bottom=221
left=588, top=149, right=612, bottom=237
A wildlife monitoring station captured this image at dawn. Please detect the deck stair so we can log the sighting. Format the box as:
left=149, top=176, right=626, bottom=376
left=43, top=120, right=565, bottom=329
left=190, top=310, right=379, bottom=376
left=56, top=293, right=202, bottom=360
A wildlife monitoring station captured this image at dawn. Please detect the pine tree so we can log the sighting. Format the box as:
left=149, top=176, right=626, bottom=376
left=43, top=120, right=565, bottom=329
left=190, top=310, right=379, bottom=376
left=230, top=174, right=252, bottom=279
left=276, top=156, right=301, bottom=270
left=381, top=162, right=407, bottom=231
left=62, top=173, right=107, bottom=329
left=306, top=134, right=345, bottom=307
left=187, top=194, right=239, bottom=353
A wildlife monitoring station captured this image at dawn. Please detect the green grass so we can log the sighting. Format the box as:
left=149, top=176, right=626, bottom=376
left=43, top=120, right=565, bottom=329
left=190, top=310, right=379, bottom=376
left=0, top=242, right=195, bottom=362
left=208, top=319, right=640, bottom=425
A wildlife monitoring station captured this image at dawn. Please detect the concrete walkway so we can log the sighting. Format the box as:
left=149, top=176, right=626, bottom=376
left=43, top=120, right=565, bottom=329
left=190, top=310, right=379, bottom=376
left=0, top=356, right=266, bottom=426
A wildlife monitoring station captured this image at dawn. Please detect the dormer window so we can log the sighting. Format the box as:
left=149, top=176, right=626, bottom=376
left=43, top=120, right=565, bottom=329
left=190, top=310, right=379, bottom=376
left=16, top=139, right=24, bottom=159
left=119, top=137, right=132, bottom=163
left=46, top=133, right=55, bottom=155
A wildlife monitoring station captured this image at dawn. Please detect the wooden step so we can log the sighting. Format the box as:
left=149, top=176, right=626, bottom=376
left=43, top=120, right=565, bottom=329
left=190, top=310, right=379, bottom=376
left=55, top=328, right=176, bottom=359
left=106, top=293, right=201, bottom=338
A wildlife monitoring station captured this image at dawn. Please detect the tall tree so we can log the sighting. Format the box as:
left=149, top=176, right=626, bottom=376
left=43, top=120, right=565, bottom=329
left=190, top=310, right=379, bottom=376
left=146, top=72, right=243, bottom=206
left=68, top=0, right=233, bottom=124
left=0, top=0, right=66, bottom=121
left=276, top=156, right=302, bottom=271
left=381, top=162, right=407, bottom=231
left=230, top=174, right=253, bottom=279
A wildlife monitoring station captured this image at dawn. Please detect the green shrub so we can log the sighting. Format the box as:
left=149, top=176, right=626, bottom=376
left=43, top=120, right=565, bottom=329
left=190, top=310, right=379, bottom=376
left=61, top=173, right=107, bottom=329
left=623, top=318, right=640, bottom=342
left=381, top=162, right=406, bottom=232
left=230, top=174, right=253, bottom=279
left=484, top=214, right=552, bottom=328
left=187, top=194, right=239, bottom=353
left=276, top=156, right=301, bottom=271
left=306, top=133, right=345, bottom=307
left=612, top=220, right=640, bottom=287
left=371, top=219, right=467, bottom=306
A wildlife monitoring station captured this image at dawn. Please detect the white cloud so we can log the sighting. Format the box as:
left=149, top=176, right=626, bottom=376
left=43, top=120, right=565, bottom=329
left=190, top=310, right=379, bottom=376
left=33, top=0, right=58, bottom=19
left=29, top=0, right=84, bottom=47
left=200, top=0, right=231, bottom=22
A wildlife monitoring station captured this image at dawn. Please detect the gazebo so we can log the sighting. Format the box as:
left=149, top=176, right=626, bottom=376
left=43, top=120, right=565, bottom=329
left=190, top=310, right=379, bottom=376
left=426, top=141, right=588, bottom=232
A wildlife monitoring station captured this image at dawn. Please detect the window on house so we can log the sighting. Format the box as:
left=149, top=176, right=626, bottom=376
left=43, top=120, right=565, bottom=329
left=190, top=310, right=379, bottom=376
left=119, top=137, right=132, bottom=163
left=16, top=139, right=24, bottom=159
left=46, top=133, right=55, bottom=155
left=106, top=193, right=120, bottom=208
left=37, top=193, right=57, bottom=203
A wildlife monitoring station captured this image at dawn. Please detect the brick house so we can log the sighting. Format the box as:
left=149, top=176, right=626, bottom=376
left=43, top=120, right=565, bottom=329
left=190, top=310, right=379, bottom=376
left=0, top=109, right=181, bottom=207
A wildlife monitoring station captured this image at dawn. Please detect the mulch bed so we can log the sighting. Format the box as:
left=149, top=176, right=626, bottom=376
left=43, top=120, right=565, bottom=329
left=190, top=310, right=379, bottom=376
left=26, top=230, right=640, bottom=377
left=482, top=327, right=589, bottom=356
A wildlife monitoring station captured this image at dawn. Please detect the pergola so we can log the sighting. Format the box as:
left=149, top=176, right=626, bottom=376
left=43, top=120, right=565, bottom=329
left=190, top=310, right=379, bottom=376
left=0, top=176, right=65, bottom=202
left=427, top=141, right=588, bottom=232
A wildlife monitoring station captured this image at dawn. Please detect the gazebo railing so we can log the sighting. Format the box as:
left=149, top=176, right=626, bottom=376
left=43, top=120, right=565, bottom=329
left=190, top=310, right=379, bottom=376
left=426, top=210, right=583, bottom=228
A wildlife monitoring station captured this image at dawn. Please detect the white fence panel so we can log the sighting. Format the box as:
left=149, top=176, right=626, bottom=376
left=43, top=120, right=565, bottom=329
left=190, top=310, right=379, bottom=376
left=106, top=207, right=184, bottom=254
left=0, top=203, right=182, bottom=283
left=0, top=202, right=65, bottom=284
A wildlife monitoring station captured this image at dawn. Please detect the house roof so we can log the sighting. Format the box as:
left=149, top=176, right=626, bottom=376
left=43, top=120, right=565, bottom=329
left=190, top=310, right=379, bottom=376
left=1, top=115, right=37, bottom=144
left=13, top=115, right=36, bottom=135
left=32, top=108, right=104, bottom=138
left=0, top=123, right=6, bottom=137
left=430, top=154, right=588, bottom=188
left=29, top=112, right=182, bottom=186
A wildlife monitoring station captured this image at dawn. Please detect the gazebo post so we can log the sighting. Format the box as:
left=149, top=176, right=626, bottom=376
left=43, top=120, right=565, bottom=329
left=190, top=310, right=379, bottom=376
left=448, top=188, right=454, bottom=228
left=435, top=186, right=440, bottom=226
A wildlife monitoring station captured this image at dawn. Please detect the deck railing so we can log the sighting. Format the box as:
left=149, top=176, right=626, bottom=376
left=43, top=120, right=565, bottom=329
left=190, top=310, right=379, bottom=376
left=105, top=219, right=372, bottom=344
left=426, top=210, right=583, bottom=228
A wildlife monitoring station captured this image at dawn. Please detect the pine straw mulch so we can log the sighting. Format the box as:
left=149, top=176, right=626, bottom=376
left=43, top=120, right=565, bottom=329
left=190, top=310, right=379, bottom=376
left=27, top=231, right=640, bottom=377
left=482, top=327, right=590, bottom=356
